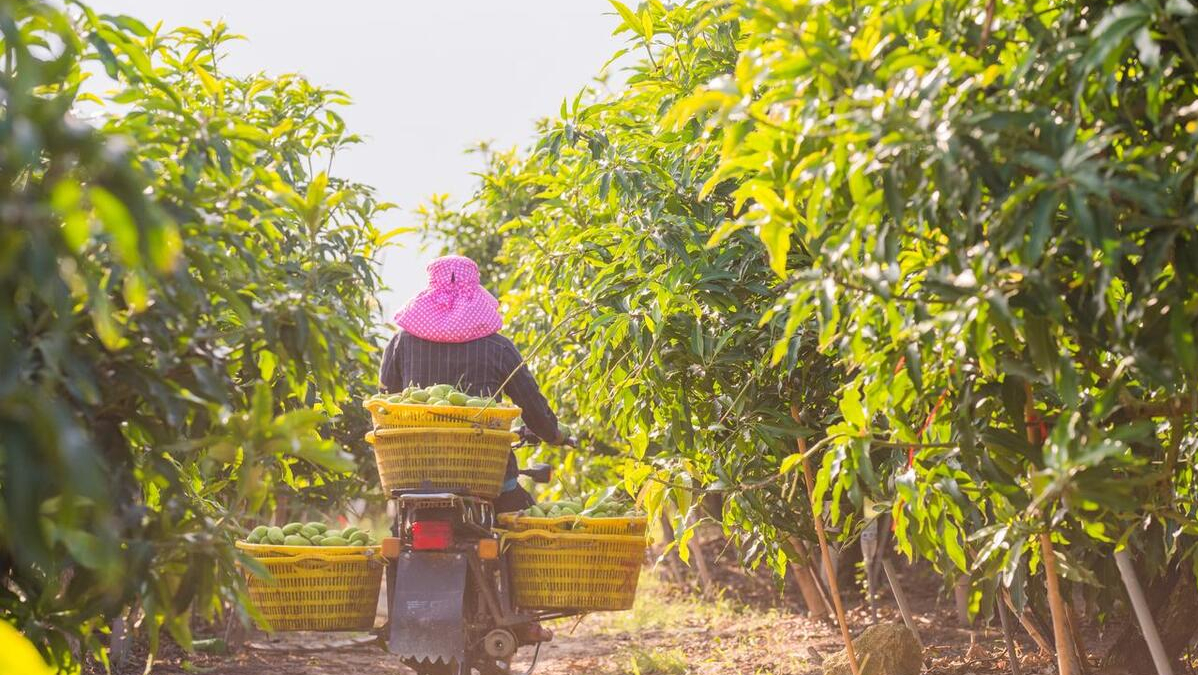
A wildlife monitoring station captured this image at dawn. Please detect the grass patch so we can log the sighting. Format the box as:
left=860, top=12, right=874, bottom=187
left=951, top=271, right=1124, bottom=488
left=584, top=572, right=749, bottom=635
left=626, top=646, right=689, bottom=674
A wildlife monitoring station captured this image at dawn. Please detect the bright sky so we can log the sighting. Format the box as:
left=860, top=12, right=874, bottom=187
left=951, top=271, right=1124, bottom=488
left=87, top=0, right=624, bottom=321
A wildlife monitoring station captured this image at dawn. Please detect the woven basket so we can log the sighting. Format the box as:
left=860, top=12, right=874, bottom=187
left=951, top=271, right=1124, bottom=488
left=365, top=399, right=521, bottom=431
left=497, top=513, right=648, bottom=536
left=364, top=427, right=517, bottom=498
left=501, top=530, right=646, bottom=612
left=236, top=542, right=383, bottom=632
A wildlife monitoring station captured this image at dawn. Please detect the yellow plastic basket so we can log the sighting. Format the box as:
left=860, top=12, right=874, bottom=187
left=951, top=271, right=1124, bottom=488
left=498, top=513, right=648, bottom=536
left=364, top=426, right=517, bottom=498
left=365, top=399, right=521, bottom=431
left=236, top=541, right=383, bottom=632
left=501, top=530, right=647, bottom=612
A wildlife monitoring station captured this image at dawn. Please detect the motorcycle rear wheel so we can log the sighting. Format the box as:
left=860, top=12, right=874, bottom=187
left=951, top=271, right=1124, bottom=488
left=402, top=659, right=509, bottom=675
left=402, top=659, right=466, bottom=675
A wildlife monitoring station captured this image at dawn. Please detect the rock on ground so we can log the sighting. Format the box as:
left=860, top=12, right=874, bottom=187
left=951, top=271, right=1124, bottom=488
left=822, top=623, right=923, bottom=675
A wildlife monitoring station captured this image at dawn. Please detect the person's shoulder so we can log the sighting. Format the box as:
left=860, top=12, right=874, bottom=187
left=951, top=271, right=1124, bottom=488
left=477, top=333, right=522, bottom=359
left=480, top=332, right=518, bottom=350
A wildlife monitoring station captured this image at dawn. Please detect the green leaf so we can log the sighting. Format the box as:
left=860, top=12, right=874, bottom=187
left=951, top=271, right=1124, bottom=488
left=608, top=0, right=644, bottom=37
left=840, top=385, right=867, bottom=430
left=90, top=187, right=140, bottom=265
left=758, top=219, right=792, bottom=278
left=640, top=7, right=654, bottom=38
left=780, top=453, right=805, bottom=474
left=193, top=66, right=223, bottom=100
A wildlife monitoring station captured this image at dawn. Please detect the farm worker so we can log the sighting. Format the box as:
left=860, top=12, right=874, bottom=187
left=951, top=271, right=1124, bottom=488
left=380, top=254, right=565, bottom=513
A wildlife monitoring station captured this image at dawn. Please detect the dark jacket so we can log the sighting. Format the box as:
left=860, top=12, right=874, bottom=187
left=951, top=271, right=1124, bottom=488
left=378, top=330, right=560, bottom=485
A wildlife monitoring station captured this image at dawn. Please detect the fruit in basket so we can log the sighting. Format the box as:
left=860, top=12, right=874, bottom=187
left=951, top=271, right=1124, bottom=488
left=523, top=490, right=641, bottom=520
left=366, top=386, right=518, bottom=410
left=245, top=522, right=378, bottom=546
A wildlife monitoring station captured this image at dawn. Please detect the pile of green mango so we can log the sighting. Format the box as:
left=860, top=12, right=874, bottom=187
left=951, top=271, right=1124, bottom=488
left=523, top=499, right=638, bottom=519
left=244, top=521, right=378, bottom=547
left=366, top=384, right=517, bottom=409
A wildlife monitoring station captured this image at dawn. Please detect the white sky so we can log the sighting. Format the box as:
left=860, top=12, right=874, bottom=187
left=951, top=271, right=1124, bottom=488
left=86, top=0, right=625, bottom=321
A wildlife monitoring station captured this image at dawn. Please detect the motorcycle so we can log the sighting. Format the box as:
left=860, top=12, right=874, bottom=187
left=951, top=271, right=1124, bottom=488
left=381, top=430, right=578, bottom=675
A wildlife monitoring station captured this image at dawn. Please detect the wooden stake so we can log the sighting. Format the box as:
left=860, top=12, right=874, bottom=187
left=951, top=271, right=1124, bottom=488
left=1040, top=532, right=1077, bottom=675
left=997, top=596, right=1023, bottom=675
left=1024, top=383, right=1077, bottom=675
left=882, top=557, right=924, bottom=648
left=795, top=426, right=860, bottom=675
left=1114, top=549, right=1176, bottom=675
left=1063, top=594, right=1089, bottom=674
left=1002, top=589, right=1054, bottom=656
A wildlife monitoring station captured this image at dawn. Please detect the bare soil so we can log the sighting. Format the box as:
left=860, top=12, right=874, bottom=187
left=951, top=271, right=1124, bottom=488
left=87, top=532, right=1076, bottom=675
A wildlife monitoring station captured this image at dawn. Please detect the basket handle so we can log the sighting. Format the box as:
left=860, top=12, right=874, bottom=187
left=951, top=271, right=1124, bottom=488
left=254, top=550, right=378, bottom=567
left=500, top=530, right=604, bottom=552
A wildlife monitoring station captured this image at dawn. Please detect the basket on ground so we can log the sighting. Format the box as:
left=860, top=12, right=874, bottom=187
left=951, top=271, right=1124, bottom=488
left=365, top=400, right=521, bottom=431
left=365, top=426, right=517, bottom=498
left=501, top=530, right=646, bottom=611
left=236, top=541, right=383, bottom=632
left=498, top=513, right=648, bottom=536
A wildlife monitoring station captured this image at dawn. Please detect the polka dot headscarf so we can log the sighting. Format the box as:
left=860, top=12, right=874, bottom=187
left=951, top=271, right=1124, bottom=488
left=392, top=255, right=503, bottom=343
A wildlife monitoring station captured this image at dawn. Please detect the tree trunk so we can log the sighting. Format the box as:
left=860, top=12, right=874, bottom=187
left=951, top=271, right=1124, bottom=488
left=789, top=536, right=832, bottom=620
left=1104, top=562, right=1198, bottom=675
left=684, top=511, right=715, bottom=596
left=657, top=512, right=684, bottom=583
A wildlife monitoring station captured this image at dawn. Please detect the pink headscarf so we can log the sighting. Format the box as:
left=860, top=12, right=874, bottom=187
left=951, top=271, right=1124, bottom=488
left=393, top=255, right=503, bottom=343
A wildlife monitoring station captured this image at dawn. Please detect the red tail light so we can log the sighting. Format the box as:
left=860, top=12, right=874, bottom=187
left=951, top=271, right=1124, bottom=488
left=411, top=521, right=454, bottom=550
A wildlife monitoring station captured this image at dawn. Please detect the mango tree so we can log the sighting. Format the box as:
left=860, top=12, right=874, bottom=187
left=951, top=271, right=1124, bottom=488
left=674, top=0, right=1198, bottom=667
left=1, top=3, right=391, bottom=668
left=426, top=0, right=1198, bottom=668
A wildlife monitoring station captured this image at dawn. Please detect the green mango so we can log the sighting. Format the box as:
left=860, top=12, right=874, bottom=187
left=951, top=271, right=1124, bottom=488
left=267, top=527, right=285, bottom=545
left=321, top=536, right=349, bottom=546
left=350, top=532, right=369, bottom=545
left=429, top=384, right=452, bottom=398
left=433, top=400, right=453, bottom=406
left=246, top=533, right=262, bottom=544
left=409, top=389, right=431, bottom=402
left=447, top=392, right=469, bottom=406
left=306, top=522, right=327, bottom=534
left=283, top=534, right=309, bottom=546
left=309, top=535, right=324, bottom=545
left=341, top=527, right=360, bottom=539
left=325, top=529, right=342, bottom=539
left=527, top=505, right=545, bottom=518
left=300, top=525, right=320, bottom=539
left=281, top=522, right=303, bottom=535
left=466, top=398, right=487, bottom=407
left=249, top=525, right=269, bottom=540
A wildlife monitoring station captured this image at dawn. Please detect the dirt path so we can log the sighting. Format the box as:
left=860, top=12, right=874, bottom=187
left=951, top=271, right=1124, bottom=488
left=128, top=567, right=1051, bottom=675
